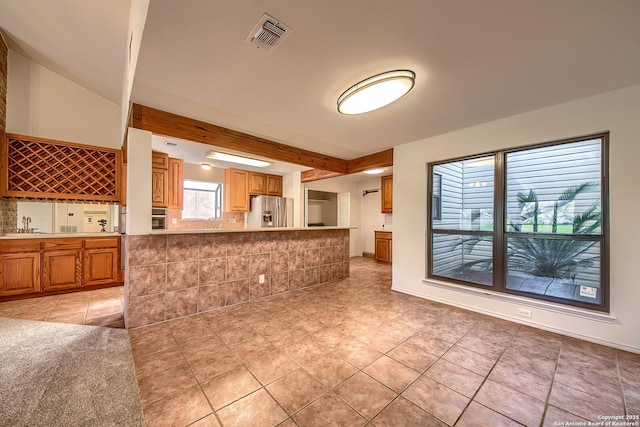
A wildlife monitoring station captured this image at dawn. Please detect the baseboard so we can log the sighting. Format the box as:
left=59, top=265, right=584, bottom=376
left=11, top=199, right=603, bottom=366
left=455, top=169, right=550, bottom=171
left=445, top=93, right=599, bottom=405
left=362, top=252, right=375, bottom=259
left=391, top=285, right=640, bottom=355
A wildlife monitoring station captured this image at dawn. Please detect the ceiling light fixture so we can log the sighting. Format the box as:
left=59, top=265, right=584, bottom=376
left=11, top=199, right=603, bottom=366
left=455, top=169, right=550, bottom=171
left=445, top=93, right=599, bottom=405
left=363, top=168, right=385, bottom=175
left=200, top=163, right=212, bottom=171
left=337, top=70, right=415, bottom=115
left=205, top=151, right=271, bottom=168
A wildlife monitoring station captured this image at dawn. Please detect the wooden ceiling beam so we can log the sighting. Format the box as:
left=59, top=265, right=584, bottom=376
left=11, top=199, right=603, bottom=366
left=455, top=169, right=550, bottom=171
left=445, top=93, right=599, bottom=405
left=346, top=148, right=393, bottom=174
left=300, top=169, right=344, bottom=183
left=130, top=104, right=347, bottom=174
left=300, top=148, right=394, bottom=183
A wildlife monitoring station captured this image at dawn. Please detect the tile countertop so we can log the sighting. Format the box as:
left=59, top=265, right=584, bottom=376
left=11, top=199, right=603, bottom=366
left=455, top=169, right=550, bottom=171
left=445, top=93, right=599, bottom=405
left=150, top=226, right=355, bottom=235
left=0, top=232, right=121, bottom=240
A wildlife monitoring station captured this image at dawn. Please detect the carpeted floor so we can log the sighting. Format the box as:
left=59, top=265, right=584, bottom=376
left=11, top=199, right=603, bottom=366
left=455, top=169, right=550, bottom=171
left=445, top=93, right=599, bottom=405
left=0, top=317, right=144, bottom=427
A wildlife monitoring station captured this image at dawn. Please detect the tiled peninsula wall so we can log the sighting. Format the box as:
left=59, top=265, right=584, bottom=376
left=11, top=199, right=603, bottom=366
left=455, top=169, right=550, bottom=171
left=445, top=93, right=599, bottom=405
left=124, top=229, right=350, bottom=328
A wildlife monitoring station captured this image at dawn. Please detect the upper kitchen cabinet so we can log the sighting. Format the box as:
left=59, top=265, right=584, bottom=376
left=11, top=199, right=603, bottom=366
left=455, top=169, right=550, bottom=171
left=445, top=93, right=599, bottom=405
left=248, top=172, right=283, bottom=196
left=266, top=175, right=283, bottom=196
left=151, top=169, right=169, bottom=208
left=151, top=152, right=183, bottom=209
left=381, top=175, right=393, bottom=213
left=248, top=172, right=267, bottom=195
left=225, top=168, right=249, bottom=211
left=167, top=158, right=184, bottom=210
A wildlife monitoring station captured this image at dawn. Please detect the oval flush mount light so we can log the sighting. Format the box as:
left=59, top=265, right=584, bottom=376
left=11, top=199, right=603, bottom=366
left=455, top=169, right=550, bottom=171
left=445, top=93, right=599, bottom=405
left=337, top=70, right=415, bottom=115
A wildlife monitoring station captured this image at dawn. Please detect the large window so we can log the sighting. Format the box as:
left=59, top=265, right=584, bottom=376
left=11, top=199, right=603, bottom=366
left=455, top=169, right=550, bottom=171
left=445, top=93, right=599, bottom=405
left=182, top=180, right=223, bottom=220
left=427, top=134, right=608, bottom=311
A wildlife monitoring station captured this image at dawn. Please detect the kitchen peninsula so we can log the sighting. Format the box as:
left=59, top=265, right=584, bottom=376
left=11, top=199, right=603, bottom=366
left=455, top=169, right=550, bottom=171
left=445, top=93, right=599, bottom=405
left=124, top=227, right=350, bottom=328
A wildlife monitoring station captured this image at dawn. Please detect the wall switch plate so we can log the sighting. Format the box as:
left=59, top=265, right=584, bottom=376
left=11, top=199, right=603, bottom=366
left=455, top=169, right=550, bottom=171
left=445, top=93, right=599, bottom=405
left=517, top=307, right=532, bottom=318
left=172, top=218, right=177, bottom=225
left=229, top=218, right=236, bottom=224
left=259, top=274, right=265, bottom=284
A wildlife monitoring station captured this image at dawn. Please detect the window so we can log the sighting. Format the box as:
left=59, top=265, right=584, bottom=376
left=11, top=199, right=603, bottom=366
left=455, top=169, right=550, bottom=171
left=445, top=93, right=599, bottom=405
left=427, top=134, right=608, bottom=311
left=182, top=180, right=223, bottom=219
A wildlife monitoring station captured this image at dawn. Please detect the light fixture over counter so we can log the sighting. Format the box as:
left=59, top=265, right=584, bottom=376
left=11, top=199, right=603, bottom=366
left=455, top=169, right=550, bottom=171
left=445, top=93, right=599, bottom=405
left=205, top=150, right=271, bottom=168
left=363, top=168, right=385, bottom=175
left=337, top=70, right=415, bottom=115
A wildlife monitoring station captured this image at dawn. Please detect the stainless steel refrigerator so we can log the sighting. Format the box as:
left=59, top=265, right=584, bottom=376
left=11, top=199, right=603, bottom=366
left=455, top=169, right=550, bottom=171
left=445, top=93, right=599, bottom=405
left=247, top=196, right=294, bottom=228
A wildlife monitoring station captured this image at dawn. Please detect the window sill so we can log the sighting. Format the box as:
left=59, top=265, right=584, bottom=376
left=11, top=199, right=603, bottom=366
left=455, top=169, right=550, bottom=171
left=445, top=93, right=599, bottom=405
left=422, top=278, right=617, bottom=324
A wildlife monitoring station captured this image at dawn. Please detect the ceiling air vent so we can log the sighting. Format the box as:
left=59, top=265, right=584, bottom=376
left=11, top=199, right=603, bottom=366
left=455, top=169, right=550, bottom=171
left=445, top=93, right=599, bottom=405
left=245, top=13, right=292, bottom=53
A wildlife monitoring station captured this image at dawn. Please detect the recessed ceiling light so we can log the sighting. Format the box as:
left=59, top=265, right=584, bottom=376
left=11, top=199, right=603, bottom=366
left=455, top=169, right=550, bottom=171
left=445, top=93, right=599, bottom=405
left=201, top=163, right=212, bottom=170
left=205, top=151, right=271, bottom=168
left=363, top=168, right=385, bottom=175
left=337, top=70, right=415, bottom=115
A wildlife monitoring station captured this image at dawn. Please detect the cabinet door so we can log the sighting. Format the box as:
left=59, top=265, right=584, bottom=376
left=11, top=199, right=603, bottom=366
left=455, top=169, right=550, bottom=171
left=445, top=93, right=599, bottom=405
left=84, top=248, right=118, bottom=286
left=0, top=253, right=41, bottom=296
left=224, top=168, right=249, bottom=211
left=152, top=151, right=169, bottom=169
left=42, top=250, right=81, bottom=291
left=248, top=172, right=267, bottom=195
left=381, top=175, right=393, bottom=213
left=266, top=175, right=283, bottom=196
left=152, top=167, right=169, bottom=207
left=168, top=158, right=184, bottom=210
left=375, top=238, right=390, bottom=263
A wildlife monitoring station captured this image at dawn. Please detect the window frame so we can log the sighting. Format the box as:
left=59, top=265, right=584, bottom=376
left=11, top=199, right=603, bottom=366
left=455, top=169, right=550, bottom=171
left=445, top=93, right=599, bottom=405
left=182, top=180, right=223, bottom=220
left=426, top=132, right=609, bottom=312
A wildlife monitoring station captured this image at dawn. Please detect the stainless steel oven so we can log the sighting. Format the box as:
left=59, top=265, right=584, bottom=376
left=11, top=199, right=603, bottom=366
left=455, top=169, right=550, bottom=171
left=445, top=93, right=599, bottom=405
left=151, top=208, right=168, bottom=230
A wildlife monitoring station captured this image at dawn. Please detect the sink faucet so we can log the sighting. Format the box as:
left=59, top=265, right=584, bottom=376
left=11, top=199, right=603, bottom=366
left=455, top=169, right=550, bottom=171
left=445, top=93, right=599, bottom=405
left=19, top=216, right=33, bottom=233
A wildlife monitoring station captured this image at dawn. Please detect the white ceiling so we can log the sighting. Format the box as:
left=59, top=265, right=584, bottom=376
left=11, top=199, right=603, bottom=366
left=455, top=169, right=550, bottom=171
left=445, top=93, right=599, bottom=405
left=2, top=1, right=640, bottom=164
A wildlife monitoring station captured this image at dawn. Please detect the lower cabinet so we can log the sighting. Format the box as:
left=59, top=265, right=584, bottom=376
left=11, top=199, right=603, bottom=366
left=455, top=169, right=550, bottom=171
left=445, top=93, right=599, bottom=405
left=0, top=253, right=41, bottom=296
left=0, top=237, right=121, bottom=299
left=374, top=231, right=392, bottom=263
left=42, top=250, right=82, bottom=291
left=84, top=248, right=118, bottom=286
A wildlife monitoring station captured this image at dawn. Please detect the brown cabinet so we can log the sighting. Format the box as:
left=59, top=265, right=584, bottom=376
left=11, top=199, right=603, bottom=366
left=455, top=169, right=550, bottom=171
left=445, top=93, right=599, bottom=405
left=0, top=252, right=41, bottom=296
left=42, top=250, right=82, bottom=291
left=84, top=238, right=119, bottom=286
left=267, top=175, right=283, bottom=196
left=248, top=172, right=283, bottom=196
left=225, top=168, right=250, bottom=211
left=375, top=231, right=392, bottom=263
left=167, top=157, right=184, bottom=210
left=249, top=172, right=267, bottom=195
left=152, top=151, right=169, bottom=169
left=0, top=236, right=121, bottom=300
left=381, top=175, right=393, bottom=213
left=152, top=151, right=170, bottom=208
left=152, top=167, right=169, bottom=207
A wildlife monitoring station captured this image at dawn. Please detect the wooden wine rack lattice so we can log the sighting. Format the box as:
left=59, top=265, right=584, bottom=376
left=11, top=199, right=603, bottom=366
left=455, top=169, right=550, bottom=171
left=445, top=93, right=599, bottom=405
left=2, top=134, right=120, bottom=201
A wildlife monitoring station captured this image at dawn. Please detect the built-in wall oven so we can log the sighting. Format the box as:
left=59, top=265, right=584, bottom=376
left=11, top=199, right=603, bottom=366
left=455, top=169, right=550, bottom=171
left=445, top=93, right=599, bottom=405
left=151, top=208, right=168, bottom=230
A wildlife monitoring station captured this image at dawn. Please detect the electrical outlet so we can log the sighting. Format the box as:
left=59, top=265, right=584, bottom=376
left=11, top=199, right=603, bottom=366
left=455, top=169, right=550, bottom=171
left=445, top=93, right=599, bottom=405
left=517, top=307, right=532, bottom=318
left=229, top=218, right=236, bottom=224
left=172, top=218, right=177, bottom=225
left=259, top=274, right=265, bottom=284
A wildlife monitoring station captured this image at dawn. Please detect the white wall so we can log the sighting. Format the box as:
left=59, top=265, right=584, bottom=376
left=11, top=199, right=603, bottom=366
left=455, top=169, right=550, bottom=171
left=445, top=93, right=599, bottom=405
left=126, top=128, right=152, bottom=234
left=183, top=163, right=225, bottom=183
left=6, top=50, right=121, bottom=149
left=359, top=177, right=393, bottom=254
left=304, top=176, right=362, bottom=257
left=393, top=84, right=640, bottom=352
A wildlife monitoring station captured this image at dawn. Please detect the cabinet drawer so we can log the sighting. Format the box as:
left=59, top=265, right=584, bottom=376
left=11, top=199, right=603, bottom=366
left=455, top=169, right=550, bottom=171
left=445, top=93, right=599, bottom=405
left=0, top=240, right=40, bottom=253
left=84, top=237, right=119, bottom=249
left=42, top=239, right=83, bottom=250
left=374, top=231, right=392, bottom=240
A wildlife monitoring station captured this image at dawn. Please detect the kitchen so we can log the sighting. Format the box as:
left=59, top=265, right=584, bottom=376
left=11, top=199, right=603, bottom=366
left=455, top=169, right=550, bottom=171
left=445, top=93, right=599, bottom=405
left=0, top=114, right=394, bottom=330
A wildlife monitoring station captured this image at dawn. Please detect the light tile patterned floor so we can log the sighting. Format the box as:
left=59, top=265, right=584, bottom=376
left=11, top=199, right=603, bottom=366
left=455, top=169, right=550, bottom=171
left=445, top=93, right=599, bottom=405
left=0, top=286, right=124, bottom=328
left=2, top=258, right=638, bottom=426
left=127, top=257, right=640, bottom=426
